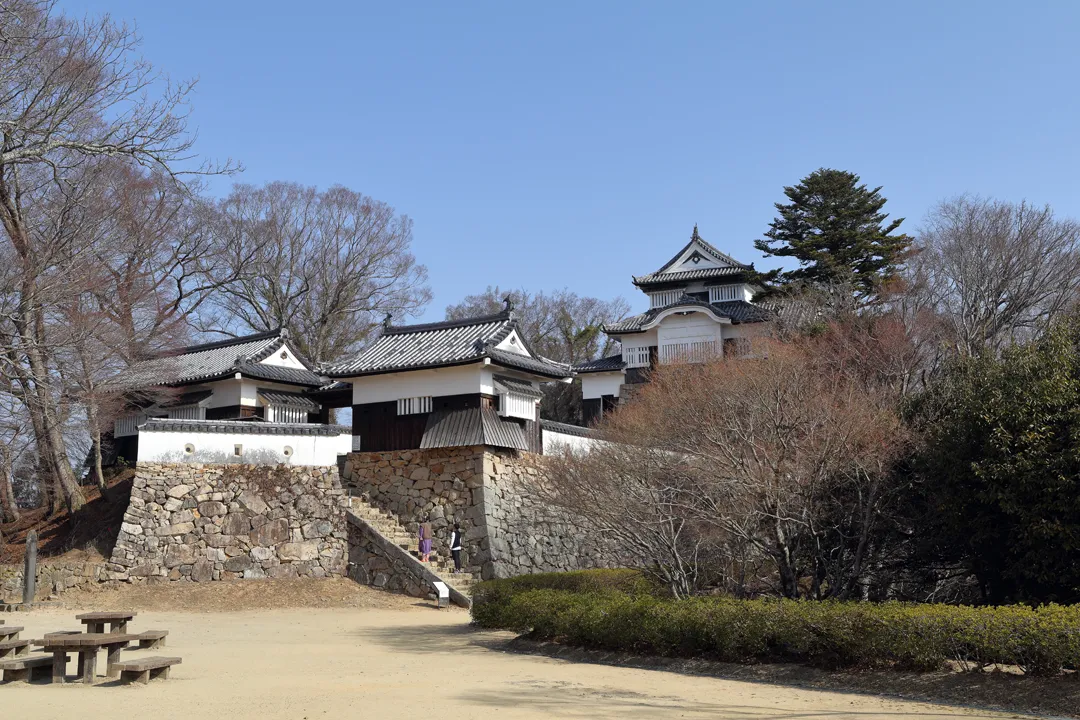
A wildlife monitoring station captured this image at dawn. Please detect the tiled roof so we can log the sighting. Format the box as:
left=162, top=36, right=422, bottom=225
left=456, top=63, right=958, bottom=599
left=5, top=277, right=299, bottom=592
left=234, top=362, right=325, bottom=387
left=485, top=348, right=572, bottom=379
left=158, top=389, right=214, bottom=409
left=114, top=329, right=325, bottom=389
left=328, top=311, right=572, bottom=380
left=257, top=390, right=322, bottom=412
left=633, top=227, right=751, bottom=286
left=604, top=298, right=772, bottom=334
left=540, top=419, right=596, bottom=438
left=573, top=354, right=625, bottom=373
left=632, top=266, right=745, bottom=285
left=419, top=407, right=529, bottom=451
left=139, top=418, right=348, bottom=436
left=494, top=375, right=544, bottom=399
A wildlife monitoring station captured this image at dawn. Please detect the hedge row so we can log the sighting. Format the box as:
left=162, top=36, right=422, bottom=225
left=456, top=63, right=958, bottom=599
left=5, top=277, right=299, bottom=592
left=471, top=573, right=1080, bottom=676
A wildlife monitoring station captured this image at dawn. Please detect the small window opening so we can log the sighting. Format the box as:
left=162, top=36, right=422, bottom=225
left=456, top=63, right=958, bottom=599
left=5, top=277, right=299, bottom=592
left=234, top=444, right=243, bottom=457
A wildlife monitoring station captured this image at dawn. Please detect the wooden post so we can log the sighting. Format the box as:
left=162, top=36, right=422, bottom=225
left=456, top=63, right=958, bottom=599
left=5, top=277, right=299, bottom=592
left=22, top=529, right=37, bottom=606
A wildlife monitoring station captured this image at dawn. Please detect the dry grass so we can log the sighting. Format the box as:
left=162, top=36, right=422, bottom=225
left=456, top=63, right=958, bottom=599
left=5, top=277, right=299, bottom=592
left=55, top=576, right=438, bottom=612
left=0, top=468, right=134, bottom=565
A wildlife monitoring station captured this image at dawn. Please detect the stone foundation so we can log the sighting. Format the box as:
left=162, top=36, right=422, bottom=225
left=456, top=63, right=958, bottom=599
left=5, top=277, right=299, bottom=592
left=1, top=560, right=107, bottom=601
left=343, top=446, right=610, bottom=580
left=108, top=463, right=347, bottom=582
left=345, top=512, right=470, bottom=608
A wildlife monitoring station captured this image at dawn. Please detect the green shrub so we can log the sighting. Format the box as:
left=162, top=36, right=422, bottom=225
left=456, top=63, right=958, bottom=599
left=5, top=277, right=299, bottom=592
left=471, top=572, right=1080, bottom=676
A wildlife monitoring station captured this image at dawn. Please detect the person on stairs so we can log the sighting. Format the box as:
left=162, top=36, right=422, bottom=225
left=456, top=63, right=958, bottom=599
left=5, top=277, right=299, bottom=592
left=450, top=524, right=464, bottom=573
left=419, top=518, right=433, bottom=562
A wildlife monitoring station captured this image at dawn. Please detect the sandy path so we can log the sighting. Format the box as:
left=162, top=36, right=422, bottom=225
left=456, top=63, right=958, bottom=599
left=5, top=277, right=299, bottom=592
left=2, top=606, right=1019, bottom=720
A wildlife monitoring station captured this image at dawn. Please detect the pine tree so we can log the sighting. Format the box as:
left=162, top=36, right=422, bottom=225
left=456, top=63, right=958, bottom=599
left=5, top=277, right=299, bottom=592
left=754, top=169, right=912, bottom=306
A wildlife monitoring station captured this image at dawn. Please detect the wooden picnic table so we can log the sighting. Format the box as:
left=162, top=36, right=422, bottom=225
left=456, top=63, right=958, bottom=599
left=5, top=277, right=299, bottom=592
left=34, top=632, right=138, bottom=685
left=76, top=611, right=137, bottom=634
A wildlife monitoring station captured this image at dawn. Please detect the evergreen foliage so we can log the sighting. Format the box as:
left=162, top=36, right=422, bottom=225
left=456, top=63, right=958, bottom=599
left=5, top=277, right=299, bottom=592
left=912, top=320, right=1080, bottom=603
left=755, top=168, right=912, bottom=305
left=472, top=572, right=1080, bottom=676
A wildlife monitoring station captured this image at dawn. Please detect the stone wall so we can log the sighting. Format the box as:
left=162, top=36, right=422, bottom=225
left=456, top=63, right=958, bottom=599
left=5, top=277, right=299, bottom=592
left=343, top=447, right=611, bottom=581
left=344, top=447, right=484, bottom=571
left=1, top=560, right=107, bottom=601
left=345, top=512, right=470, bottom=608
left=108, top=463, right=347, bottom=582
left=478, top=449, right=609, bottom=579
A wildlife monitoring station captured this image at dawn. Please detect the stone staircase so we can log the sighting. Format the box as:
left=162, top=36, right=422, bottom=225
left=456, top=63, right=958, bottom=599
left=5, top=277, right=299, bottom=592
left=348, top=497, right=481, bottom=597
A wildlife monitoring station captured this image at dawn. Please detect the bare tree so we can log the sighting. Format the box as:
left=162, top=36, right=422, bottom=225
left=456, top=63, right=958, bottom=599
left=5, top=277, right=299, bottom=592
left=203, top=182, right=431, bottom=365
left=914, top=196, right=1080, bottom=356
left=544, top=330, right=909, bottom=599
left=0, top=2, right=231, bottom=512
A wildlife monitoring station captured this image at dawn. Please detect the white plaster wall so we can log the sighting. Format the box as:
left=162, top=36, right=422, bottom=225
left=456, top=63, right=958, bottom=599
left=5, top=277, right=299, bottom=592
left=137, top=428, right=350, bottom=466
left=617, top=328, right=657, bottom=352
left=258, top=341, right=308, bottom=369
left=542, top=429, right=601, bottom=455
left=581, top=372, right=624, bottom=399
left=495, top=330, right=529, bottom=356
left=200, top=379, right=241, bottom=408
left=241, top=379, right=312, bottom=407
left=348, top=363, right=487, bottom=405
left=656, top=312, right=725, bottom=344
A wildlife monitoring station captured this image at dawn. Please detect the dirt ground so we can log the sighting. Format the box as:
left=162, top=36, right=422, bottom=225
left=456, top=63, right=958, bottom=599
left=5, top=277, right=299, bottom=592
left=0, top=579, right=1045, bottom=720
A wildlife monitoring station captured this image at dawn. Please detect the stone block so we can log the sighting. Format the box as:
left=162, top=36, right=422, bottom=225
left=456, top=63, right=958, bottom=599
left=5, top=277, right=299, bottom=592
left=301, top=519, right=333, bottom=539
left=158, top=522, right=195, bottom=536
left=238, top=490, right=269, bottom=515
left=221, top=513, right=250, bottom=535
left=191, top=560, right=213, bottom=582
left=294, top=494, right=325, bottom=517
left=198, top=501, right=227, bottom=517
left=279, top=541, right=319, bottom=562
left=166, top=484, right=193, bottom=499
left=250, top=546, right=274, bottom=562
left=205, top=533, right=232, bottom=548
left=267, top=564, right=297, bottom=579
left=164, top=544, right=197, bottom=568
left=223, top=555, right=252, bottom=572
left=251, top=517, right=289, bottom=545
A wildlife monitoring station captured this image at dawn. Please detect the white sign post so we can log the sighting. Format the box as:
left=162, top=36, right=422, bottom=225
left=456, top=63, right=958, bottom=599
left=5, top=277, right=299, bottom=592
left=432, top=580, right=450, bottom=609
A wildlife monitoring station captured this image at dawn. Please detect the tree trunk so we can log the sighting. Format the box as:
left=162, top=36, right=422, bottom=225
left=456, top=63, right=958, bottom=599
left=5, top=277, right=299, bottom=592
left=17, top=309, right=85, bottom=513
left=0, top=448, right=19, bottom=523
left=85, top=399, right=109, bottom=501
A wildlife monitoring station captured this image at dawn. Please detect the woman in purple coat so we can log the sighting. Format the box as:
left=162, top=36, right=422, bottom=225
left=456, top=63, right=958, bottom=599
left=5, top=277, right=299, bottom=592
left=419, top=520, right=433, bottom=562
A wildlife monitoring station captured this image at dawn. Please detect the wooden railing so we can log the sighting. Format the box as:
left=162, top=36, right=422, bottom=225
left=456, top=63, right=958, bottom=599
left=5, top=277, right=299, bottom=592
left=649, top=290, right=683, bottom=308
left=659, top=340, right=718, bottom=364
left=622, top=346, right=651, bottom=368
left=709, top=284, right=743, bottom=303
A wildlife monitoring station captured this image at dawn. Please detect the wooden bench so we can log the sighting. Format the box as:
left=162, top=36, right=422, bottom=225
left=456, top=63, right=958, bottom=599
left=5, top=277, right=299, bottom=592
left=137, top=630, right=168, bottom=649
left=112, top=656, right=181, bottom=685
left=76, top=611, right=137, bottom=634
left=0, top=626, right=22, bottom=642
left=0, top=638, right=30, bottom=659
left=0, top=654, right=68, bottom=683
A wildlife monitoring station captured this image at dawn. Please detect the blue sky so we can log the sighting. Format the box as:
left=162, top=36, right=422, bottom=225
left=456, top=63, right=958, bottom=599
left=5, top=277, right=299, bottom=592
left=60, top=1, right=1080, bottom=321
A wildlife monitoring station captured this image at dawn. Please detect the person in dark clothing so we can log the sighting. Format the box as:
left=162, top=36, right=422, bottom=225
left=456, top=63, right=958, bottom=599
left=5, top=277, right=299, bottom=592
left=450, top=523, right=464, bottom=573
